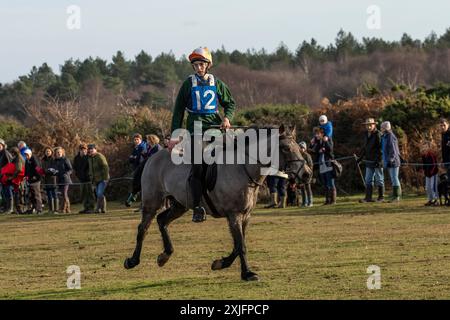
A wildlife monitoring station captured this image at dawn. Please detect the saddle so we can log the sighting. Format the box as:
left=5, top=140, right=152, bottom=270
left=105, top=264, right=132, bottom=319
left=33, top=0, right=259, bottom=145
left=188, top=162, right=218, bottom=192
left=188, top=162, right=219, bottom=216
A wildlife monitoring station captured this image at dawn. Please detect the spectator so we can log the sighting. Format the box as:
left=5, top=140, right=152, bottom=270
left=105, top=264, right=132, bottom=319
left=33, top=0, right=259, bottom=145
left=319, top=115, right=333, bottom=142
left=163, top=134, right=171, bottom=149
left=125, top=133, right=147, bottom=206
left=310, top=127, right=336, bottom=205
left=440, top=118, right=450, bottom=178
left=299, top=141, right=314, bottom=207
left=41, top=147, right=58, bottom=214
left=87, top=144, right=110, bottom=214
left=54, top=147, right=73, bottom=213
left=17, top=141, right=31, bottom=160
left=0, top=139, right=13, bottom=213
left=24, top=149, right=43, bottom=214
left=381, top=121, right=402, bottom=203
left=125, top=134, right=162, bottom=207
left=1, top=147, right=25, bottom=214
left=420, top=142, right=439, bottom=206
left=128, top=133, right=147, bottom=170
left=286, top=178, right=297, bottom=206
left=73, top=143, right=95, bottom=214
left=357, top=118, right=385, bottom=203
left=265, top=171, right=288, bottom=209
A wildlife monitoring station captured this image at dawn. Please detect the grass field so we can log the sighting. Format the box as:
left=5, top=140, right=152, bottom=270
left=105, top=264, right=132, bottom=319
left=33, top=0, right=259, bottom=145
left=1, top=195, right=450, bottom=300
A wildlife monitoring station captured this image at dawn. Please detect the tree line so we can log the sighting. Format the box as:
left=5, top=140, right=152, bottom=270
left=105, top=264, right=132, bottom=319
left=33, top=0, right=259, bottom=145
left=1, top=28, right=450, bottom=120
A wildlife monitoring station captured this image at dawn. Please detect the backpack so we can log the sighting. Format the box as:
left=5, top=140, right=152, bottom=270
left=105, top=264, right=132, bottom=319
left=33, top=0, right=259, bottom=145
left=331, top=159, right=343, bottom=178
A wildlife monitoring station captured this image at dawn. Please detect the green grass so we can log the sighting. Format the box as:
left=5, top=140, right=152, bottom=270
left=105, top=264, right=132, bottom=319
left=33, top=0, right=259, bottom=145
left=0, top=195, right=450, bottom=300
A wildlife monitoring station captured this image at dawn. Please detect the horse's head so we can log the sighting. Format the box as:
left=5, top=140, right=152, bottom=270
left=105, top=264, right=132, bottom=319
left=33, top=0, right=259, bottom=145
left=278, top=125, right=312, bottom=183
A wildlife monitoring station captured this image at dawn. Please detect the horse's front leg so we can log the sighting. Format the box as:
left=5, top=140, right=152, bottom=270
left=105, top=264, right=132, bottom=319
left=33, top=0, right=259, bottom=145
left=223, top=214, right=258, bottom=281
left=124, top=210, right=155, bottom=269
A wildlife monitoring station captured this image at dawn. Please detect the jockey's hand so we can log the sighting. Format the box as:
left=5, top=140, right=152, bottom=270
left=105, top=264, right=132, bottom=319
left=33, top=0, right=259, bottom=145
left=168, top=139, right=180, bottom=151
left=221, top=117, right=231, bottom=130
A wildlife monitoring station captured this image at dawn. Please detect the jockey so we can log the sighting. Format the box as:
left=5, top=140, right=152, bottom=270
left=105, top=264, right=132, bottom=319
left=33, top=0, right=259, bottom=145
left=169, top=47, right=236, bottom=223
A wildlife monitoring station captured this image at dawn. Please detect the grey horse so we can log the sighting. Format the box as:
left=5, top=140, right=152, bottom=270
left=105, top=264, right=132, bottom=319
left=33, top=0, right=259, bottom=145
left=124, top=125, right=310, bottom=281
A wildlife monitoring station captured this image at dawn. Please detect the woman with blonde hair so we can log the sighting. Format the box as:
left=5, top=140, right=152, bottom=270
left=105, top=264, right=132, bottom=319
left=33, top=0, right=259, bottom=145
left=54, top=147, right=73, bottom=213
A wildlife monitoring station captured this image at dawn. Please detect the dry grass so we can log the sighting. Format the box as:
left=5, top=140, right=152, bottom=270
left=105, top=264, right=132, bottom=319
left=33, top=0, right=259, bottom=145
left=0, top=195, right=449, bottom=300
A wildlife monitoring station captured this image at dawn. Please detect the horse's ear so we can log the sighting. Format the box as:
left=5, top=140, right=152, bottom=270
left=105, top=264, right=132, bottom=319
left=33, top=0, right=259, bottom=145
left=279, top=124, right=285, bottom=135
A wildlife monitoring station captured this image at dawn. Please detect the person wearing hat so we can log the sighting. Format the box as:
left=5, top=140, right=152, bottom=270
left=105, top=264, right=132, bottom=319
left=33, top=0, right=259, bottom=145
left=74, top=143, right=95, bottom=214
left=299, top=141, right=314, bottom=207
left=356, top=118, right=385, bottom=203
left=319, top=115, right=333, bottom=142
left=169, top=47, right=236, bottom=223
left=381, top=121, right=402, bottom=202
left=0, top=139, right=13, bottom=213
left=87, top=144, right=110, bottom=213
left=17, top=141, right=31, bottom=160
left=24, top=148, right=44, bottom=214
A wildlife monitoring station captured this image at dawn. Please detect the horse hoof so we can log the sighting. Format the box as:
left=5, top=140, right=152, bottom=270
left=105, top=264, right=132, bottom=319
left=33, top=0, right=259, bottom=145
left=124, top=258, right=139, bottom=269
left=157, top=253, right=170, bottom=267
left=242, top=272, right=259, bottom=281
left=211, top=259, right=223, bottom=270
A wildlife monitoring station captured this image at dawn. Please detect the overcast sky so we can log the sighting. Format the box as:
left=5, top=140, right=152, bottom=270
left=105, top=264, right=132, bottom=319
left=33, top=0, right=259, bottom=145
left=0, top=0, right=449, bottom=83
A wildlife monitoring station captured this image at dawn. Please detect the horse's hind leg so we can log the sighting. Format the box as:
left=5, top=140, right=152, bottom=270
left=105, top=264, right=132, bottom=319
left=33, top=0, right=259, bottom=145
left=211, top=250, right=238, bottom=271
left=124, top=209, right=156, bottom=269
left=156, top=198, right=187, bottom=267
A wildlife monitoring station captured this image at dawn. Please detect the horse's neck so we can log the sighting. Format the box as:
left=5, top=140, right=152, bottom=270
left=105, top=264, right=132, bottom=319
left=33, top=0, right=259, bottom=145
left=244, top=133, right=272, bottom=185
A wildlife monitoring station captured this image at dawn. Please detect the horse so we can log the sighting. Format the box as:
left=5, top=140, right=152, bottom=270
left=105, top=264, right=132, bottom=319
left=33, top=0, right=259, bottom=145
left=124, top=125, right=310, bottom=281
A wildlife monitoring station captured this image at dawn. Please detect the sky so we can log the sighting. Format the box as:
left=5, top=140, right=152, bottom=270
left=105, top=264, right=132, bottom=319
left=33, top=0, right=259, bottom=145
left=0, top=0, right=449, bottom=84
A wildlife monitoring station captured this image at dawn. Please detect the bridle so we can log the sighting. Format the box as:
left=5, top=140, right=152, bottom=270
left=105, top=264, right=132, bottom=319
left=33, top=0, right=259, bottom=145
left=242, top=134, right=306, bottom=188
left=279, top=136, right=307, bottom=182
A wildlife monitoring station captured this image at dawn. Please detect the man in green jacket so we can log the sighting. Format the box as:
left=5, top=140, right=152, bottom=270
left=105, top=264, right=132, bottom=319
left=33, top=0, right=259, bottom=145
left=87, top=144, right=110, bottom=213
left=169, top=47, right=236, bottom=223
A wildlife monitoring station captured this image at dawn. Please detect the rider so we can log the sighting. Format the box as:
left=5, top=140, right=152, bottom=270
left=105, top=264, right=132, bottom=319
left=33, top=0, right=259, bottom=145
left=169, top=47, right=236, bottom=223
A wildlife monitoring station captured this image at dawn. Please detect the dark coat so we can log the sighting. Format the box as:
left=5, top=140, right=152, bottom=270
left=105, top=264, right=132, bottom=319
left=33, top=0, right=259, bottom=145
left=54, top=157, right=73, bottom=185
left=73, top=153, right=90, bottom=182
left=41, top=156, right=57, bottom=186
left=129, top=141, right=147, bottom=169
left=442, top=129, right=450, bottom=165
left=422, top=152, right=439, bottom=178
left=310, top=138, right=334, bottom=164
left=25, top=156, right=42, bottom=184
left=0, top=149, right=12, bottom=169
left=359, top=129, right=383, bottom=168
left=144, top=144, right=163, bottom=160
left=382, top=131, right=401, bottom=168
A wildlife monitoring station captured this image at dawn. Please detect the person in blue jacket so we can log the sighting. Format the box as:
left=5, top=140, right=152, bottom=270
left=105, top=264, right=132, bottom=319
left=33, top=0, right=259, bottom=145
left=18, top=141, right=31, bottom=160
left=381, top=121, right=402, bottom=202
left=319, top=115, right=333, bottom=142
left=126, top=133, right=147, bottom=206
left=125, top=134, right=162, bottom=207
